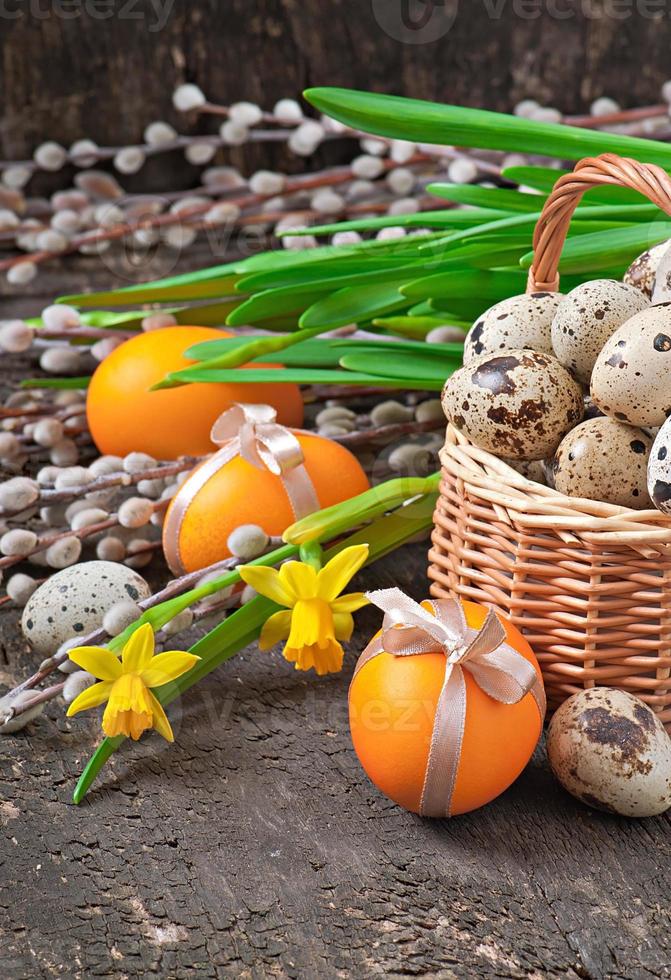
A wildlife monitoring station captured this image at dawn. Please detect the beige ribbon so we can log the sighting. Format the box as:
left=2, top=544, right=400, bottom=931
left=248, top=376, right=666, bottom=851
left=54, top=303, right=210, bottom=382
left=163, top=403, right=319, bottom=574
left=352, top=588, right=546, bottom=818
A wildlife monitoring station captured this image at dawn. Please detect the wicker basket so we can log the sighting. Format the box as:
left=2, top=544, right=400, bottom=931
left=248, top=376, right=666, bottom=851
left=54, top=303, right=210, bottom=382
left=428, top=153, right=671, bottom=727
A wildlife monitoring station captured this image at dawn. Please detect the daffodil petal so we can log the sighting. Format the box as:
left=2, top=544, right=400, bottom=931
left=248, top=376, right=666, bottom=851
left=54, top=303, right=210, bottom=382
left=284, top=639, right=344, bottom=675
left=66, top=680, right=113, bottom=717
left=101, top=674, right=154, bottom=740
left=278, top=561, right=318, bottom=600
left=287, top=598, right=333, bottom=650
left=147, top=690, right=174, bottom=742
left=140, top=651, right=200, bottom=688
left=331, top=592, right=369, bottom=613
left=316, top=545, right=369, bottom=601
left=259, top=610, right=292, bottom=650
left=238, top=564, right=294, bottom=606
left=68, top=646, right=122, bottom=681
left=122, top=622, right=155, bottom=672
left=333, top=611, right=355, bottom=642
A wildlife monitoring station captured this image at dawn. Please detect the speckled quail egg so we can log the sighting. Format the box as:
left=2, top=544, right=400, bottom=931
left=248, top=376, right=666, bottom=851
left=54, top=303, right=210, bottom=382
left=623, top=238, right=671, bottom=298
left=442, top=348, right=584, bottom=460
left=22, top=560, right=151, bottom=655
left=552, top=417, right=652, bottom=508
left=647, top=416, right=671, bottom=514
left=551, top=279, right=648, bottom=384
left=591, top=304, right=671, bottom=427
left=463, top=291, right=562, bottom=364
left=547, top=688, right=671, bottom=817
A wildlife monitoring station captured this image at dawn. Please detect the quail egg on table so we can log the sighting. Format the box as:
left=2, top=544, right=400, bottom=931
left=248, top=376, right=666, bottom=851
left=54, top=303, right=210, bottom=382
left=591, top=304, right=671, bottom=428
left=547, top=688, right=671, bottom=817
left=22, top=560, right=151, bottom=655
left=550, top=279, right=648, bottom=384
left=623, top=238, right=671, bottom=298
left=442, top=348, right=584, bottom=460
left=647, top=416, right=671, bottom=514
left=552, top=417, right=652, bottom=508
left=463, top=292, right=562, bottom=364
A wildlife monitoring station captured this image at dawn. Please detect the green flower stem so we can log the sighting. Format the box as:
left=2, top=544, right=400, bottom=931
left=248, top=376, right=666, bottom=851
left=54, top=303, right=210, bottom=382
left=105, top=543, right=298, bottom=656
left=298, top=540, right=324, bottom=570
left=151, top=325, right=329, bottom=390
left=72, top=483, right=439, bottom=804
left=284, top=472, right=441, bottom=545
left=158, top=365, right=445, bottom=389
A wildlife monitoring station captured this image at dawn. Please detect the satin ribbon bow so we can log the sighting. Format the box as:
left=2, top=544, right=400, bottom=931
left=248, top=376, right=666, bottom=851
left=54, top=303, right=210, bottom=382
left=352, top=588, right=546, bottom=818
left=163, top=403, right=319, bottom=574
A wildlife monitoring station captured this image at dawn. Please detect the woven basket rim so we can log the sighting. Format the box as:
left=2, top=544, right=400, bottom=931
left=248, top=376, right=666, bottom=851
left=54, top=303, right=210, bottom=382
left=441, top=424, right=671, bottom=550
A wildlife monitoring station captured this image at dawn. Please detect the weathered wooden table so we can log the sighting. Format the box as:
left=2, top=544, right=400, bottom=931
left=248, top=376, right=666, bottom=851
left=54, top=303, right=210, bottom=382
left=1, top=259, right=670, bottom=979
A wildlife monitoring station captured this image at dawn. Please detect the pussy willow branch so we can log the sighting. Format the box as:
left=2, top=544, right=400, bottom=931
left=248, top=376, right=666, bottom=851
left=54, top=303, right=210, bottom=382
left=0, top=458, right=200, bottom=517
left=0, top=155, right=432, bottom=273
left=334, top=418, right=443, bottom=447
left=6, top=555, right=242, bottom=701
left=0, top=499, right=169, bottom=572
left=0, top=682, right=66, bottom=722
left=564, top=103, right=668, bottom=128
left=4, top=587, right=249, bottom=722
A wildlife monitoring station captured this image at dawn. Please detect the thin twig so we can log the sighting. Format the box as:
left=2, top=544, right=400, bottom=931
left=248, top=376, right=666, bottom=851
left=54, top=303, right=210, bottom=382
left=7, top=555, right=241, bottom=699
left=0, top=155, right=432, bottom=273
left=332, top=418, right=443, bottom=447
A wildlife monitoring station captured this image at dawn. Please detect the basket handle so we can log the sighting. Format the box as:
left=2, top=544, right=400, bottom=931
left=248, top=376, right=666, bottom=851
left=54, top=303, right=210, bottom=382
left=526, top=152, right=671, bottom=293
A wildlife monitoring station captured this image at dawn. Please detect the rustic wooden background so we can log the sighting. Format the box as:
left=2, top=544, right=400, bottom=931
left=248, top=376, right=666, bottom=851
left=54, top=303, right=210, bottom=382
left=1, top=0, right=671, bottom=163
left=3, top=5, right=671, bottom=977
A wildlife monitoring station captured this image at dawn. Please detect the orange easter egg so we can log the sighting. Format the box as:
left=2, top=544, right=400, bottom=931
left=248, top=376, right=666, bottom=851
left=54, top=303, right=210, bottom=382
left=163, top=430, right=370, bottom=573
left=86, top=326, right=304, bottom=460
left=349, top=599, right=543, bottom=816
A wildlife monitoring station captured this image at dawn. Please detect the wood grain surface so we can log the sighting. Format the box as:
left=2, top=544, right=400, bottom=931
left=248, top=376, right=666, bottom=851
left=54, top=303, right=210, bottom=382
left=1, top=1, right=671, bottom=165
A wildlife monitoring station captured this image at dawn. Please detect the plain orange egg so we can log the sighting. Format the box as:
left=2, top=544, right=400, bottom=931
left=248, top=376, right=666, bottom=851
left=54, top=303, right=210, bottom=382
left=86, top=326, right=304, bottom=460
left=349, top=599, right=543, bottom=816
left=163, top=431, right=371, bottom=573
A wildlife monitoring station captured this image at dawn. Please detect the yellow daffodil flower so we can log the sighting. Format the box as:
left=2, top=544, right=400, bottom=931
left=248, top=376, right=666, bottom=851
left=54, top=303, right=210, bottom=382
left=66, top=623, right=200, bottom=741
left=239, top=544, right=369, bottom=675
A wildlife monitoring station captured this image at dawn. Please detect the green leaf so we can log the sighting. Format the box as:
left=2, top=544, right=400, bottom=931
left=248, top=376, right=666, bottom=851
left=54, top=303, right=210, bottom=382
left=502, top=165, right=647, bottom=204
left=185, top=336, right=347, bottom=368
left=226, top=287, right=329, bottom=327
left=280, top=206, right=511, bottom=238
left=154, top=326, right=330, bottom=388
left=21, top=376, right=90, bottom=390
left=62, top=270, right=242, bottom=307
left=339, top=349, right=456, bottom=383
left=371, top=314, right=467, bottom=338
left=237, top=260, right=427, bottom=297
left=299, top=283, right=409, bottom=330
left=236, top=256, right=405, bottom=292
left=402, top=269, right=528, bottom=302
left=427, top=183, right=546, bottom=212
left=160, top=365, right=442, bottom=389
left=305, top=87, right=671, bottom=167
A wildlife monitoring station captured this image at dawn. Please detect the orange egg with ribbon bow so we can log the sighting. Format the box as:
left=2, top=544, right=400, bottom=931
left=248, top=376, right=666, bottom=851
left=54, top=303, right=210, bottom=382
left=163, top=403, right=370, bottom=574
left=349, top=590, right=544, bottom=817
left=86, top=326, right=304, bottom=460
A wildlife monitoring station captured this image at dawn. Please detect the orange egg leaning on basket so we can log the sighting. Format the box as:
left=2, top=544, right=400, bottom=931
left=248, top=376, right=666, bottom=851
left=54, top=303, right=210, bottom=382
left=86, top=326, right=304, bottom=460
left=349, top=599, right=543, bottom=816
left=163, top=431, right=371, bottom=573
